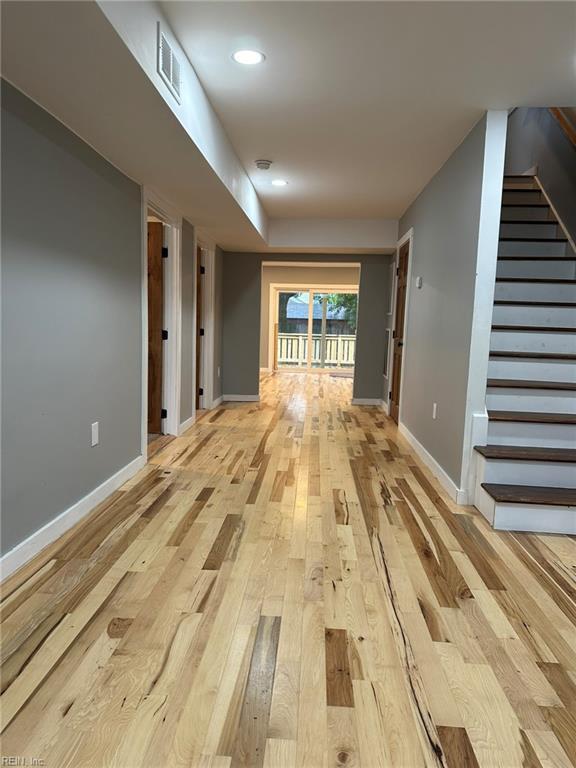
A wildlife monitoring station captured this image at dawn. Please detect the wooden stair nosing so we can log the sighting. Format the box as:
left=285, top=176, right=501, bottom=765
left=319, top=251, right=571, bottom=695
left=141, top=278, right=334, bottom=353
left=500, top=219, right=559, bottom=226
left=486, top=378, right=576, bottom=392
left=498, top=255, right=576, bottom=261
left=493, top=300, right=576, bottom=307
left=475, top=445, right=576, bottom=462
left=499, top=237, right=568, bottom=243
left=495, top=277, right=576, bottom=284
left=489, top=350, right=576, bottom=360
left=487, top=409, right=576, bottom=425
left=491, top=324, right=576, bottom=333
left=481, top=483, right=576, bottom=507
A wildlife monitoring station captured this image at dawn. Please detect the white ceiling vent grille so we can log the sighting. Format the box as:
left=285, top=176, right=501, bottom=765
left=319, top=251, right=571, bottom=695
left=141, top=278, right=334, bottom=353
left=157, top=24, right=181, bottom=103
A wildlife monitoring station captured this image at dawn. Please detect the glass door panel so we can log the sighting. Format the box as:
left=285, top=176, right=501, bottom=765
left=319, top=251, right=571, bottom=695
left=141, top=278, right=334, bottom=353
left=276, top=291, right=310, bottom=368
left=311, top=292, right=358, bottom=370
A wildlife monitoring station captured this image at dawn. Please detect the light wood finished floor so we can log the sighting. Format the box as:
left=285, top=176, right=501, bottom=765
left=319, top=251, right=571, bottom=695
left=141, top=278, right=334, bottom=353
left=2, top=373, right=576, bottom=768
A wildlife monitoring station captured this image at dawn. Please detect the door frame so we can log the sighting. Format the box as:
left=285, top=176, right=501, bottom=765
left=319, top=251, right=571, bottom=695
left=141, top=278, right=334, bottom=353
left=387, top=228, right=414, bottom=424
left=197, top=240, right=217, bottom=410
left=141, top=188, right=182, bottom=458
left=268, top=282, right=359, bottom=372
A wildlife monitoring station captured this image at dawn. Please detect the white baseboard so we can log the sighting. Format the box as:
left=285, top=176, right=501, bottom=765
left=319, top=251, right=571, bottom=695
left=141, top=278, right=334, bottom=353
left=179, top=416, right=195, bottom=435
left=351, top=398, right=385, bottom=407
left=398, top=422, right=468, bottom=505
left=223, top=394, right=260, bottom=402
left=0, top=454, right=146, bottom=581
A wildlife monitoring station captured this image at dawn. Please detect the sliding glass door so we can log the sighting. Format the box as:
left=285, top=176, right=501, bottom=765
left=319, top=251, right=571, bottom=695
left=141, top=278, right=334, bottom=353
left=311, top=292, right=357, bottom=370
left=276, top=291, right=310, bottom=368
left=275, top=289, right=358, bottom=371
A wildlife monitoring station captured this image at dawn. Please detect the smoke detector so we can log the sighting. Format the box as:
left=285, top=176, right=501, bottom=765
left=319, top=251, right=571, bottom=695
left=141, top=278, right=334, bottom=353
left=255, top=159, right=273, bottom=170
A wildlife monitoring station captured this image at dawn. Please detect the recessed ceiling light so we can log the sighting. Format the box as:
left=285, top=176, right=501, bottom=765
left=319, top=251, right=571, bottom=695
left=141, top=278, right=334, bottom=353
left=272, top=179, right=288, bottom=187
left=232, top=50, right=265, bottom=65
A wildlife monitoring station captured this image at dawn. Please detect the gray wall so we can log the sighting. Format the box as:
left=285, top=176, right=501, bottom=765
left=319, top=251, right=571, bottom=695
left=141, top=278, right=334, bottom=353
left=398, top=116, right=487, bottom=485
left=1, top=81, right=142, bottom=554
left=222, top=252, right=262, bottom=397
left=354, top=258, right=391, bottom=401
left=506, top=108, right=576, bottom=242
left=222, top=252, right=392, bottom=400
left=213, top=246, right=224, bottom=400
left=180, top=218, right=195, bottom=423
left=260, top=264, right=360, bottom=367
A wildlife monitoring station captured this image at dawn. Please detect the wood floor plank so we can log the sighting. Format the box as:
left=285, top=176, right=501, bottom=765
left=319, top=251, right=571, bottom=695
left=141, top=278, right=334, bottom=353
left=230, top=615, right=281, bottom=768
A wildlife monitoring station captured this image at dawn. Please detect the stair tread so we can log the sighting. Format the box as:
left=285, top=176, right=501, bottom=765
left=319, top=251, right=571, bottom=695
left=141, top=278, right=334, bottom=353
left=494, top=300, right=576, bottom=307
left=487, top=378, right=576, bottom=391
left=490, top=350, right=576, bottom=360
left=492, top=324, right=576, bottom=332
left=488, top=410, right=576, bottom=424
left=481, top=483, right=576, bottom=506
left=499, top=237, right=568, bottom=242
left=475, top=445, right=576, bottom=462
left=495, top=277, right=576, bottom=283
left=498, top=255, right=576, bottom=260
left=500, top=219, right=559, bottom=225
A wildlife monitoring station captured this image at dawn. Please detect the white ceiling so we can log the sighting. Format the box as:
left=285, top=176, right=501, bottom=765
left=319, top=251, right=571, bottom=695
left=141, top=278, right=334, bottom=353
left=161, top=1, right=576, bottom=219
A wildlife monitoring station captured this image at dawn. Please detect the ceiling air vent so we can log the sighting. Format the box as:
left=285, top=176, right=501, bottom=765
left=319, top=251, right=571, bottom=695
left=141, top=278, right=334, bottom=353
left=157, top=24, right=181, bottom=103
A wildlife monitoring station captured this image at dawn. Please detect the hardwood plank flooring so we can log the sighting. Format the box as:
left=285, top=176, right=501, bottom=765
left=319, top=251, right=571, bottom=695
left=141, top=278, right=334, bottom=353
left=1, top=372, right=576, bottom=767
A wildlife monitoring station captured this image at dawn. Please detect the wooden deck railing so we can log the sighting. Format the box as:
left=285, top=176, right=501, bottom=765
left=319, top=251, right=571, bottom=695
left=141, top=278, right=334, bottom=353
left=277, top=333, right=356, bottom=367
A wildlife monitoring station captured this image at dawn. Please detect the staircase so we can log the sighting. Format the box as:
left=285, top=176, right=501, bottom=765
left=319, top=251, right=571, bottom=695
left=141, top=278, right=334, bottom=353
left=474, top=175, right=576, bottom=534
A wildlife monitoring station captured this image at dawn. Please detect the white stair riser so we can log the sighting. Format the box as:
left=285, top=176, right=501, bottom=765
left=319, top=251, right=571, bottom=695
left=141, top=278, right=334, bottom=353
left=477, top=455, right=575, bottom=487
left=494, top=504, right=576, bottom=534
left=497, top=260, right=576, bottom=279
left=488, top=358, right=575, bottom=382
left=492, top=305, right=576, bottom=327
left=494, top=282, right=576, bottom=302
left=500, top=222, right=561, bottom=239
left=486, top=390, right=576, bottom=413
left=487, top=420, right=576, bottom=448
left=501, top=191, right=544, bottom=205
left=490, top=330, right=576, bottom=354
left=498, top=241, right=570, bottom=257
left=501, top=207, right=556, bottom=221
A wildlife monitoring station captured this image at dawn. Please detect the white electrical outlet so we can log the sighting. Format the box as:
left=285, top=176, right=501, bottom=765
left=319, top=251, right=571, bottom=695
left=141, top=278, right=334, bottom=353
left=91, top=422, right=99, bottom=446
left=432, top=403, right=437, bottom=420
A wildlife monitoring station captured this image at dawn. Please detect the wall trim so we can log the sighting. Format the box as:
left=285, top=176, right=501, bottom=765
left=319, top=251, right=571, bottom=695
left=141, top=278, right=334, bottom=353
left=389, top=228, right=415, bottom=424
left=223, top=394, right=260, bottom=402
left=0, top=455, right=146, bottom=581
left=179, top=416, right=195, bottom=435
left=458, top=110, right=508, bottom=495
left=398, top=422, right=468, bottom=505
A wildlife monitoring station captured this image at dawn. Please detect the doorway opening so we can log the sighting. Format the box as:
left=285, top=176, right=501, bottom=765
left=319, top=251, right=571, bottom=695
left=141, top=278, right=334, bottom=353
left=389, top=232, right=412, bottom=423
left=195, top=245, right=204, bottom=412
left=273, top=287, right=359, bottom=373
left=147, top=214, right=166, bottom=442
